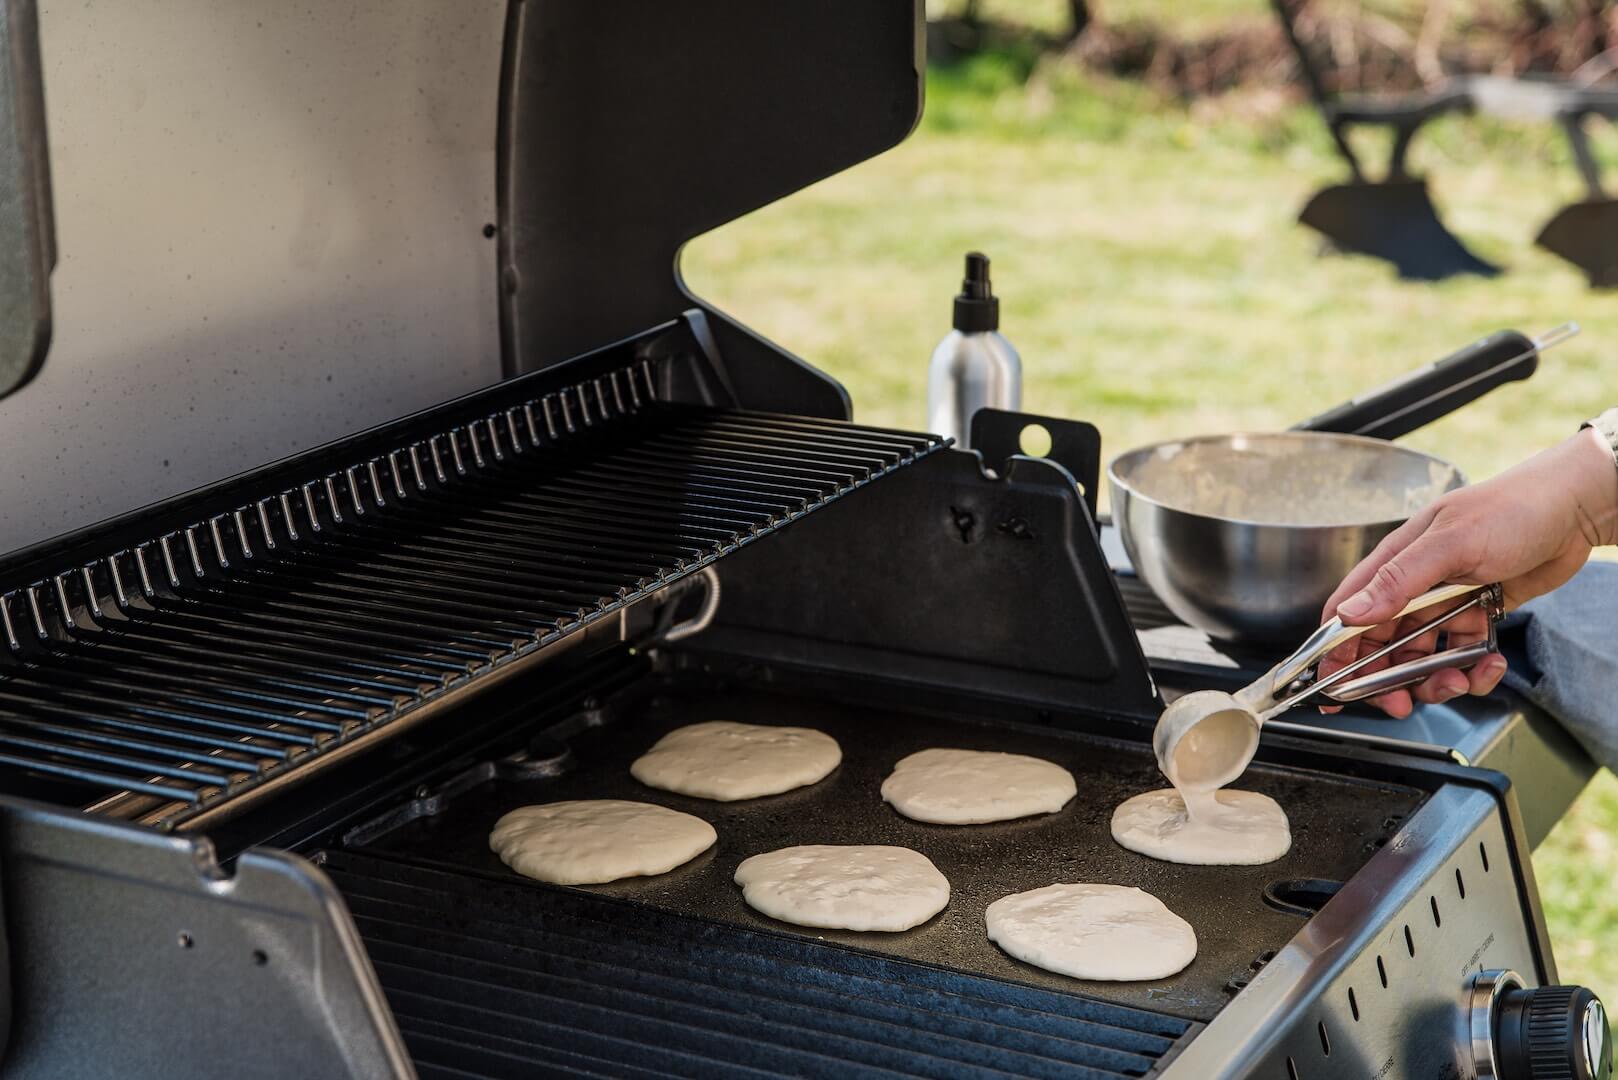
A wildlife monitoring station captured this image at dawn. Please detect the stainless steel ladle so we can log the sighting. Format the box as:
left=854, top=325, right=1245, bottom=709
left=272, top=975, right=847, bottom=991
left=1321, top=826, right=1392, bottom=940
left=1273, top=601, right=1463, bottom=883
left=1153, top=582, right=1506, bottom=791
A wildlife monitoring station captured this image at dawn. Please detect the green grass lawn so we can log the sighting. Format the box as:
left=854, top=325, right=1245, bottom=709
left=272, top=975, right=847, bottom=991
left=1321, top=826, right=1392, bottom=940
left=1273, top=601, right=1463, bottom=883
left=683, top=42, right=1618, bottom=1008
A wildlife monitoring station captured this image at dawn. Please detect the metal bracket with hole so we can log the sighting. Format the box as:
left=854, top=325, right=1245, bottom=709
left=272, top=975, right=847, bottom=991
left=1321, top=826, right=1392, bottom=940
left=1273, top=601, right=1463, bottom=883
left=968, top=408, right=1102, bottom=515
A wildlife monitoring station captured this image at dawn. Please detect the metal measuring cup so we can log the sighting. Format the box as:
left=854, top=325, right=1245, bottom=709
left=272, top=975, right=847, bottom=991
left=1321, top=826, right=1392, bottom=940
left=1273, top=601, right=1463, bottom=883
left=1153, top=582, right=1506, bottom=791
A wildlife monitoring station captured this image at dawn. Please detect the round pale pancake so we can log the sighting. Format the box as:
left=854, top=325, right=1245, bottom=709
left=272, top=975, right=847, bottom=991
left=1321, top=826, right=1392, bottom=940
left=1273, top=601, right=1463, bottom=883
left=1111, top=788, right=1291, bottom=866
left=733, top=845, right=949, bottom=932
left=986, top=883, right=1197, bottom=981
left=881, top=748, right=1076, bottom=824
left=631, top=721, right=842, bottom=801
left=489, top=800, right=716, bottom=885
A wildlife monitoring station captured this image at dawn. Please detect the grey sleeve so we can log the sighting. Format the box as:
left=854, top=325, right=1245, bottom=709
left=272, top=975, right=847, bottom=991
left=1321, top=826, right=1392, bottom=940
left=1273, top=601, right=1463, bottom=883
left=1501, top=561, right=1618, bottom=773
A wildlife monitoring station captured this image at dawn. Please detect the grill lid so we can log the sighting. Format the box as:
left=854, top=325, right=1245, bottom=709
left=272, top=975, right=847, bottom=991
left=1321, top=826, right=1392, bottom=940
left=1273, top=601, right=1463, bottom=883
left=501, top=0, right=922, bottom=413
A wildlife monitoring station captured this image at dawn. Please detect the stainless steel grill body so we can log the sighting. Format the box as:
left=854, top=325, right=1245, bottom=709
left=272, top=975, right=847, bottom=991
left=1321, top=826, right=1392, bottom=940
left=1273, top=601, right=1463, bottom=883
left=0, top=329, right=1563, bottom=1077
left=0, top=639, right=1559, bottom=1080
left=0, top=1, right=1587, bottom=1077
left=1172, top=785, right=1540, bottom=1078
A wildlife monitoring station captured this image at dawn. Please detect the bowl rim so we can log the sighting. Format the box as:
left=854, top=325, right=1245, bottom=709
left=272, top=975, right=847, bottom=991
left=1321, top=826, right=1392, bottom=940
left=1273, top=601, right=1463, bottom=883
left=1106, top=431, right=1468, bottom=530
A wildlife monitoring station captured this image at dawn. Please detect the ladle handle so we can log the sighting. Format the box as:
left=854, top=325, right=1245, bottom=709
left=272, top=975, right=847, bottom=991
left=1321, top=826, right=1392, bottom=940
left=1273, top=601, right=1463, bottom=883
left=1253, top=582, right=1503, bottom=718
left=1317, top=638, right=1496, bottom=702
left=1267, top=582, right=1487, bottom=696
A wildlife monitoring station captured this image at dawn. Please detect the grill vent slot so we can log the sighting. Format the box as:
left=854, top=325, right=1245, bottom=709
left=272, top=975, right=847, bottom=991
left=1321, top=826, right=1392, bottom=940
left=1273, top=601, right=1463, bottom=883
left=0, top=354, right=944, bottom=828
left=322, top=852, right=1193, bottom=1080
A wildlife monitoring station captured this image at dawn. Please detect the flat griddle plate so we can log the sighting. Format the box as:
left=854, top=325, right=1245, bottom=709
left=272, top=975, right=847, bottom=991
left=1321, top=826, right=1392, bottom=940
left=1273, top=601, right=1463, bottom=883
left=343, top=677, right=1427, bottom=1023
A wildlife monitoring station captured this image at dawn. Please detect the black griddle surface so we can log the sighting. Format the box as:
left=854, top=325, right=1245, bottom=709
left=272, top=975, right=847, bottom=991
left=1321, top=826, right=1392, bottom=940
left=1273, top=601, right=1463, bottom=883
left=344, top=679, right=1428, bottom=1023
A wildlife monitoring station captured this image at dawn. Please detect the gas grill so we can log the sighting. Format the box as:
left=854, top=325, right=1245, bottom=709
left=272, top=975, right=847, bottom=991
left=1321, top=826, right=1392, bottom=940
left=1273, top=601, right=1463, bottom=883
left=0, top=2, right=1606, bottom=1078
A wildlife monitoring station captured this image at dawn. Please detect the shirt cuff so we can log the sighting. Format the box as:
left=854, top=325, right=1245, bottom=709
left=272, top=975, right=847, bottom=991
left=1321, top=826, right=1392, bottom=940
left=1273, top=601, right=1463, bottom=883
left=1584, top=408, right=1618, bottom=460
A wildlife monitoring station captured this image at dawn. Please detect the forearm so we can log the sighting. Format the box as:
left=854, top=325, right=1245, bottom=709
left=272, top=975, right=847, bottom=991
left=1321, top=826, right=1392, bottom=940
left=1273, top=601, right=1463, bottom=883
left=1320, top=408, right=1618, bottom=719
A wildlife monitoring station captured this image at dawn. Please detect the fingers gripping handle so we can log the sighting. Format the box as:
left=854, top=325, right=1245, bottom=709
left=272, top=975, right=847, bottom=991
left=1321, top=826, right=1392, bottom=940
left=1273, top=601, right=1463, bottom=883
left=1268, top=582, right=1484, bottom=694
left=1257, top=583, right=1504, bottom=718
left=1159, top=584, right=1502, bottom=796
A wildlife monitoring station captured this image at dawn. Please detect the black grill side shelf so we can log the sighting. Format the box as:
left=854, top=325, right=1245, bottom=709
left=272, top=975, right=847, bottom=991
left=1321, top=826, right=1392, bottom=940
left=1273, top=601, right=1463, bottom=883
left=320, top=852, right=1195, bottom=1080
left=0, top=344, right=944, bottom=828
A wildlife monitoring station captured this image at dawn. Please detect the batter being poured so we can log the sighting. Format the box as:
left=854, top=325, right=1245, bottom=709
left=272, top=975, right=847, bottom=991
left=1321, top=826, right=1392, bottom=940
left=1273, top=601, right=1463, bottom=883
left=1111, top=583, right=1507, bottom=865
left=1111, top=695, right=1291, bottom=865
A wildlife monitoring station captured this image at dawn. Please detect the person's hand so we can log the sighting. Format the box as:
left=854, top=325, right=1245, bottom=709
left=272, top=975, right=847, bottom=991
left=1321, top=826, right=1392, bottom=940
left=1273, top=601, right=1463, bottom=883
left=1317, top=427, right=1618, bottom=718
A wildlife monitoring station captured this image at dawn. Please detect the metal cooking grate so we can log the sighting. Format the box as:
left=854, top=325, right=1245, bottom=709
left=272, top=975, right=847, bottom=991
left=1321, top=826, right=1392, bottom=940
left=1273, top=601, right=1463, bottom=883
left=1114, top=575, right=1178, bottom=633
left=321, top=851, right=1194, bottom=1079
left=0, top=355, right=944, bottom=828
left=1116, top=574, right=1276, bottom=688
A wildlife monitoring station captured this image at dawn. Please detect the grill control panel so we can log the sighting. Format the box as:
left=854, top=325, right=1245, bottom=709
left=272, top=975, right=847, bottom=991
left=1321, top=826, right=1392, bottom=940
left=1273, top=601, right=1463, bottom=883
left=1161, top=785, right=1549, bottom=1079
left=1265, top=809, right=1537, bottom=1078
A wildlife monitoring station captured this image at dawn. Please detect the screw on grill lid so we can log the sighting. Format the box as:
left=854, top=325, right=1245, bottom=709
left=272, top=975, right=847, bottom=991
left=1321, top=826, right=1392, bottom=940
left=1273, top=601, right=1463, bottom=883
left=1496, top=985, right=1612, bottom=1080
left=953, top=252, right=1000, bottom=333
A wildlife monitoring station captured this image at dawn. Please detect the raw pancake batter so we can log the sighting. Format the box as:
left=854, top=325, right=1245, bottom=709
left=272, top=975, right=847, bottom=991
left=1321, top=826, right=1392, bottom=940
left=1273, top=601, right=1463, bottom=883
left=985, top=883, right=1197, bottom=981
left=1119, top=696, right=1292, bottom=865
left=881, top=748, right=1076, bottom=824
left=733, top=844, right=950, bottom=931
left=1110, top=787, right=1291, bottom=865
left=1125, top=438, right=1455, bottom=526
left=631, top=721, right=842, bottom=801
left=490, top=800, right=716, bottom=885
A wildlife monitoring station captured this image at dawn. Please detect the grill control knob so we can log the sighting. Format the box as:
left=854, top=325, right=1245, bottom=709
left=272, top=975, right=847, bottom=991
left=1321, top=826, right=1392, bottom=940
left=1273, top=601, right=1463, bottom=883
left=1472, top=969, right=1611, bottom=1080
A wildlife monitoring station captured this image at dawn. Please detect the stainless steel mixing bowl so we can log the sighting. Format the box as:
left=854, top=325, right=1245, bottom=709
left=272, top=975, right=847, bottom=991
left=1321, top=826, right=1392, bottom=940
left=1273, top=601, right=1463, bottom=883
left=1108, top=431, right=1466, bottom=644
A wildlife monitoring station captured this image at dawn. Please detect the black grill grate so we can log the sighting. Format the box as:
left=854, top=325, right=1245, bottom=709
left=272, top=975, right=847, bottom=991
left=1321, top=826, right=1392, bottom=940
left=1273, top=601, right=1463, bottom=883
left=0, top=355, right=944, bottom=828
left=1114, top=575, right=1178, bottom=633
left=320, top=852, right=1194, bottom=1079
left=1115, top=574, right=1276, bottom=688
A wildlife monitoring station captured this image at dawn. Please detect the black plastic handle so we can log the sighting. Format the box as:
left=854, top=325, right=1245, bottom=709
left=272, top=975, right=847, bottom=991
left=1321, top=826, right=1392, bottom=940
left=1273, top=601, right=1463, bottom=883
left=1292, top=329, right=1538, bottom=441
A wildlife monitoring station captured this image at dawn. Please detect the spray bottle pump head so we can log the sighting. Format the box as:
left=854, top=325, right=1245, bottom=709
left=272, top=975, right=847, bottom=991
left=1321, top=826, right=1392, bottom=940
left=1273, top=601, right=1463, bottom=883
left=954, top=251, right=999, bottom=333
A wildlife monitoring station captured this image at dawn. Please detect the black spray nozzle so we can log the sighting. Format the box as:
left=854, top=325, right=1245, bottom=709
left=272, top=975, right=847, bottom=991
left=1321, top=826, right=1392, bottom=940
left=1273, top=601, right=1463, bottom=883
left=953, top=251, right=999, bottom=332
left=962, top=252, right=992, bottom=298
